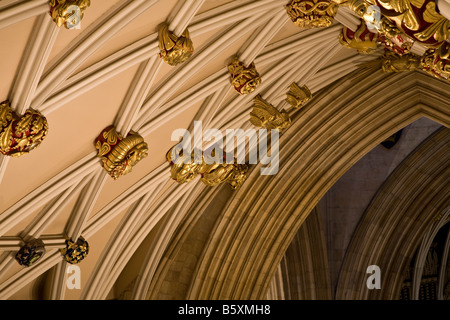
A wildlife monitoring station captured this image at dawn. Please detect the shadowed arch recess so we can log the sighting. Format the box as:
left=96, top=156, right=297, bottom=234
left=336, top=126, right=449, bottom=300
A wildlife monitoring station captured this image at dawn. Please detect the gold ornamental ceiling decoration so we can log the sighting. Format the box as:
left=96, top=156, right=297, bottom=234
left=421, top=42, right=450, bottom=80
left=228, top=57, right=262, bottom=95
left=375, top=0, right=450, bottom=46
left=286, top=0, right=339, bottom=28
left=348, top=0, right=450, bottom=49
left=60, top=237, right=89, bottom=264
left=339, top=20, right=379, bottom=54
left=250, top=96, right=291, bottom=132
left=15, top=238, right=46, bottom=268
left=166, top=147, right=249, bottom=190
left=95, top=126, right=149, bottom=180
left=49, top=0, right=91, bottom=29
left=362, top=43, right=449, bottom=81
left=0, top=100, right=49, bottom=158
left=286, top=82, right=313, bottom=108
left=158, top=24, right=194, bottom=66
left=379, top=50, right=423, bottom=72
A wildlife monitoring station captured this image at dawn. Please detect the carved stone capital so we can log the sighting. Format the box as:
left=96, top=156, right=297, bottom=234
left=95, top=126, right=148, bottom=180
left=0, top=101, right=49, bottom=157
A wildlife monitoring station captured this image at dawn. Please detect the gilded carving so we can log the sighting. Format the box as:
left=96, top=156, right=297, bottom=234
left=380, top=50, right=422, bottom=72
left=350, top=0, right=450, bottom=47
left=158, top=24, right=194, bottom=66
left=228, top=57, right=261, bottom=95
left=339, top=21, right=379, bottom=54
left=60, top=237, right=89, bottom=264
left=0, top=101, right=49, bottom=157
left=286, top=0, right=338, bottom=28
left=166, top=147, right=249, bottom=189
left=95, top=126, right=148, bottom=180
left=49, top=0, right=90, bottom=29
left=376, top=0, right=450, bottom=45
left=286, top=82, right=313, bottom=108
left=377, top=33, right=414, bottom=55
left=201, top=162, right=249, bottom=190
left=250, top=96, right=291, bottom=132
left=166, top=147, right=205, bottom=184
left=15, top=239, right=46, bottom=267
left=421, top=42, right=450, bottom=80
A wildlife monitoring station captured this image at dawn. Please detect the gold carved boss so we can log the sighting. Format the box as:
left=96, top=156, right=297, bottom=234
left=158, top=24, right=194, bottom=66
left=95, top=126, right=148, bottom=180
left=286, top=0, right=338, bottom=28
left=286, top=82, right=313, bottom=109
left=228, top=57, right=262, bottom=95
left=250, top=96, right=291, bottom=132
left=421, top=42, right=450, bottom=80
left=0, top=101, right=48, bottom=157
left=166, top=147, right=249, bottom=190
left=49, top=0, right=90, bottom=29
left=339, top=21, right=380, bottom=54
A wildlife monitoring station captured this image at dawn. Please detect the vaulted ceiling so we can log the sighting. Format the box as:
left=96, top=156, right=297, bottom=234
left=0, top=0, right=448, bottom=300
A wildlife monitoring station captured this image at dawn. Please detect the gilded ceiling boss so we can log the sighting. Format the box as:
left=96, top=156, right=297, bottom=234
left=228, top=57, right=262, bottom=95
left=49, top=0, right=91, bottom=29
left=286, top=0, right=339, bottom=28
left=339, top=21, right=380, bottom=54
left=158, top=24, right=194, bottom=66
left=95, top=126, right=149, bottom=180
left=286, top=82, right=313, bottom=109
left=15, top=239, right=46, bottom=267
left=166, top=147, right=249, bottom=190
left=0, top=101, right=49, bottom=157
left=250, top=96, right=291, bottom=132
left=60, top=237, right=89, bottom=264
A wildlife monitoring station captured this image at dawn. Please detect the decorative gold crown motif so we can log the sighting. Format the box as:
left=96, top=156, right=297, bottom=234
left=286, top=0, right=338, bottom=28
left=0, top=101, right=49, bottom=157
left=158, top=24, right=194, bottom=66
left=49, top=0, right=90, bottom=29
left=250, top=96, right=291, bottom=132
left=228, top=57, right=262, bottom=95
left=95, top=126, right=148, bottom=180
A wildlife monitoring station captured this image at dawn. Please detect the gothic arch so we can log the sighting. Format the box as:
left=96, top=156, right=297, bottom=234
left=336, top=127, right=449, bottom=299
